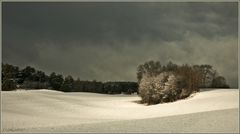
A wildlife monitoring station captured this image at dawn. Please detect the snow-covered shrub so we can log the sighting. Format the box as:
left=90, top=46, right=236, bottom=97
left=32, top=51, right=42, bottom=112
left=139, top=72, right=188, bottom=105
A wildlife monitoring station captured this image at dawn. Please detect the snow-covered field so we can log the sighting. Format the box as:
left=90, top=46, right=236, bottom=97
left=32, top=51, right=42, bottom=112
left=2, top=88, right=239, bottom=132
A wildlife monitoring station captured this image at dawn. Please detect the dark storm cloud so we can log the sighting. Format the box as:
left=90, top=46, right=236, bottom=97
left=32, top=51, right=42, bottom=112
left=2, top=2, right=238, bottom=87
left=3, top=2, right=237, bottom=43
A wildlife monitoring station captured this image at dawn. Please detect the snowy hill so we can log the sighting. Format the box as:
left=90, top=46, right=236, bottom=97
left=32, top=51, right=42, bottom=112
left=2, top=88, right=239, bottom=132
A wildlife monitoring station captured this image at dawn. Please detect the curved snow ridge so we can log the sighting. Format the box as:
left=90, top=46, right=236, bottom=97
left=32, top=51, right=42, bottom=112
left=2, top=88, right=239, bottom=131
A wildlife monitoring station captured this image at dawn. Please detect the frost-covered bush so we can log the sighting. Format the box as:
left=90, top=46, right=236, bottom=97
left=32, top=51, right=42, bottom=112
left=139, top=72, right=191, bottom=105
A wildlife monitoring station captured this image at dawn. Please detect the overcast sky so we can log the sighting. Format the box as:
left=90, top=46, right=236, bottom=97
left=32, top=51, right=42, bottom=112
left=2, top=2, right=238, bottom=87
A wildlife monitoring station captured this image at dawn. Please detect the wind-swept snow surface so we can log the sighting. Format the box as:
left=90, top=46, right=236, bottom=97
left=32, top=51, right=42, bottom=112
left=2, top=89, right=239, bottom=132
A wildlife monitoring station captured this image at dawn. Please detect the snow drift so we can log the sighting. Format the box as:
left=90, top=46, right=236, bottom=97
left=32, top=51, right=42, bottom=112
left=2, top=88, right=239, bottom=132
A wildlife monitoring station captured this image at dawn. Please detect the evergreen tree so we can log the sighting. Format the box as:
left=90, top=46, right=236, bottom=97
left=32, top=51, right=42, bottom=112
left=22, top=66, right=36, bottom=81
left=61, top=75, right=74, bottom=92
left=49, top=72, right=64, bottom=90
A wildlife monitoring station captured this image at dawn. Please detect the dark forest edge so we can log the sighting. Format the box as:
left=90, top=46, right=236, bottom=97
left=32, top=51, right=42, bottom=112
left=1, top=63, right=138, bottom=94
left=2, top=61, right=230, bottom=95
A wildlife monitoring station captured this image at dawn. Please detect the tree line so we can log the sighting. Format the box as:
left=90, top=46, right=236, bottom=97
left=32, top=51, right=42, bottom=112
left=2, top=61, right=229, bottom=95
left=1, top=63, right=138, bottom=94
